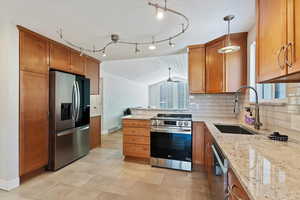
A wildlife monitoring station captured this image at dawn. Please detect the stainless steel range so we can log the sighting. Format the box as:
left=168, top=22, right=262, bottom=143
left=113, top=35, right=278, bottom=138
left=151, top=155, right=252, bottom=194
left=150, top=114, right=192, bottom=171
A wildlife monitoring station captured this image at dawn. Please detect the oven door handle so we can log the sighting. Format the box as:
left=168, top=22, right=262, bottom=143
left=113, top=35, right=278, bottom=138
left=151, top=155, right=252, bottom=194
left=211, top=144, right=228, bottom=174
left=150, top=127, right=191, bottom=135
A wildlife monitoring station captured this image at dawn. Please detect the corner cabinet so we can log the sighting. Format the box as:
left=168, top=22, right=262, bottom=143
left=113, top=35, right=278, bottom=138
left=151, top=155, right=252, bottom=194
left=188, top=45, right=206, bottom=93
left=188, top=32, right=247, bottom=94
left=20, top=71, right=49, bottom=176
left=256, top=0, right=300, bottom=82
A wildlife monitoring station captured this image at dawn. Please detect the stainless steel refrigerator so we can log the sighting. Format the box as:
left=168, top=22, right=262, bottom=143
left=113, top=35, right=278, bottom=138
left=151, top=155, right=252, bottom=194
left=49, top=70, right=90, bottom=170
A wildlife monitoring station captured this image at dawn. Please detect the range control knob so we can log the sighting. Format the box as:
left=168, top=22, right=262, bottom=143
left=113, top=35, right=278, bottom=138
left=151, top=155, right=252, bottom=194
left=178, top=121, right=183, bottom=126
left=184, top=121, right=189, bottom=126
left=157, top=120, right=164, bottom=126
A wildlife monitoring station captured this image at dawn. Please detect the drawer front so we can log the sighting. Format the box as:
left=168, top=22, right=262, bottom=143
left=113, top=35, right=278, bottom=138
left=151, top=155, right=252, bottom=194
left=123, top=127, right=150, bottom=137
left=123, top=144, right=150, bottom=158
left=123, top=119, right=150, bottom=128
left=124, top=135, right=149, bottom=145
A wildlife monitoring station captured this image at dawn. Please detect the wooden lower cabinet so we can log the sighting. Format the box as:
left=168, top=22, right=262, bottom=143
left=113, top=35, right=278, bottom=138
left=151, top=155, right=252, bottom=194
left=89, top=116, right=101, bottom=149
left=122, top=119, right=150, bottom=159
left=192, top=122, right=205, bottom=165
left=20, top=71, right=49, bottom=176
left=228, top=168, right=250, bottom=200
left=204, top=126, right=214, bottom=189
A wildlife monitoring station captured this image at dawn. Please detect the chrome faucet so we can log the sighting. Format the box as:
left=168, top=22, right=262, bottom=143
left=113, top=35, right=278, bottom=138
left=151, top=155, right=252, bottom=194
left=234, top=86, right=262, bottom=130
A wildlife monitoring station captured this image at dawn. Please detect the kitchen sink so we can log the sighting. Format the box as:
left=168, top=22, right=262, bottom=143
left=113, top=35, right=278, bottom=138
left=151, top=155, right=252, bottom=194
left=214, top=124, right=256, bottom=135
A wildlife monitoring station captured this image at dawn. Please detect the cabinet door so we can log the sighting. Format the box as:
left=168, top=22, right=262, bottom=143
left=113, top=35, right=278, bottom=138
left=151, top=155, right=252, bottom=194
left=286, top=0, right=300, bottom=74
left=225, top=36, right=247, bottom=92
left=204, top=127, right=213, bottom=189
left=20, top=71, right=49, bottom=176
left=206, top=41, right=225, bottom=93
left=89, top=116, right=101, bottom=149
left=71, top=50, right=86, bottom=75
left=257, top=0, right=287, bottom=82
left=228, top=168, right=250, bottom=200
left=19, top=30, right=49, bottom=74
left=192, top=122, right=205, bottom=165
left=86, top=58, right=100, bottom=95
left=189, top=47, right=206, bottom=93
left=50, top=42, right=71, bottom=72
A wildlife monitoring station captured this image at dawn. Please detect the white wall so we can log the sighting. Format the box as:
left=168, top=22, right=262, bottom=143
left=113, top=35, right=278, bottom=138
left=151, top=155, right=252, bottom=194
left=101, top=70, right=148, bottom=134
left=0, top=18, right=20, bottom=190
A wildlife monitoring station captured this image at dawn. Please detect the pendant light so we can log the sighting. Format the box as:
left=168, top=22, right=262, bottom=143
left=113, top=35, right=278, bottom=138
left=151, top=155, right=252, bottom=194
left=218, top=15, right=240, bottom=54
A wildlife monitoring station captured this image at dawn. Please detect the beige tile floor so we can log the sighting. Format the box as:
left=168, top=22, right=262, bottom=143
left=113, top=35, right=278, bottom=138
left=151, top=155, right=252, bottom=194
left=0, top=131, right=212, bottom=200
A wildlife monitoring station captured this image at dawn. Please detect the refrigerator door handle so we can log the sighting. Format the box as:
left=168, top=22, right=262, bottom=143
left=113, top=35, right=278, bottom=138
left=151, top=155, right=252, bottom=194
left=75, top=81, right=80, bottom=121
left=72, top=81, right=77, bottom=121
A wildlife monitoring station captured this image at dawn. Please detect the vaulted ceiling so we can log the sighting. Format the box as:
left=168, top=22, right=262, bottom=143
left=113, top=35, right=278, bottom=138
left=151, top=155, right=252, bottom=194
left=3, top=0, right=255, bottom=61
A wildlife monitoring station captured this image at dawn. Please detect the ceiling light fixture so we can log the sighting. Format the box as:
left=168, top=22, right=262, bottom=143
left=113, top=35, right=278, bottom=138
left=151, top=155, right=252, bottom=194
left=102, top=49, right=107, bottom=57
left=169, top=38, right=175, bottom=47
left=218, top=15, right=240, bottom=54
left=135, top=43, right=140, bottom=54
left=56, top=0, right=189, bottom=57
left=149, top=36, right=157, bottom=50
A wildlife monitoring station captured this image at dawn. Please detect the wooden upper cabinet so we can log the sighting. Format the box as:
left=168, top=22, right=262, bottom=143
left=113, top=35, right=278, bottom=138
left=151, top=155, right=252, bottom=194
left=20, top=71, right=49, bottom=176
left=86, top=57, right=100, bottom=95
left=257, top=0, right=287, bottom=82
left=71, top=50, right=86, bottom=75
left=286, top=0, right=300, bottom=74
left=188, top=46, right=206, bottom=94
left=19, top=29, right=49, bottom=74
left=50, top=42, right=71, bottom=72
left=206, top=40, right=225, bottom=93
left=225, top=35, right=247, bottom=92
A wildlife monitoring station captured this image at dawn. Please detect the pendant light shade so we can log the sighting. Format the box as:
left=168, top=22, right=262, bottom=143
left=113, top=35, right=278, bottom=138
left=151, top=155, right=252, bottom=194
left=218, top=15, right=240, bottom=54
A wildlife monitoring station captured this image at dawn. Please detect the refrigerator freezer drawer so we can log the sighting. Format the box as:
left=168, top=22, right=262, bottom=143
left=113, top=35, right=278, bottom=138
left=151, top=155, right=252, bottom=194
left=50, top=125, right=90, bottom=170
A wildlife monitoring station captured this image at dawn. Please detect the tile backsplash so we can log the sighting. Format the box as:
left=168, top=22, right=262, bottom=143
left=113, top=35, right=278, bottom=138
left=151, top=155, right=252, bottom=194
left=238, top=83, right=300, bottom=132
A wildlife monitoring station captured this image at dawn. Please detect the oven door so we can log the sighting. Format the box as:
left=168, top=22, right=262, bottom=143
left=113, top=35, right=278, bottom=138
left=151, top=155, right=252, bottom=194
left=150, top=129, right=192, bottom=162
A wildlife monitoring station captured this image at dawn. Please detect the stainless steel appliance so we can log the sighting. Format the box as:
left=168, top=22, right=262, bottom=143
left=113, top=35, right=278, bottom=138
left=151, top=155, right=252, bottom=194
left=211, top=142, right=229, bottom=200
left=150, top=114, right=192, bottom=171
left=49, top=70, right=90, bottom=170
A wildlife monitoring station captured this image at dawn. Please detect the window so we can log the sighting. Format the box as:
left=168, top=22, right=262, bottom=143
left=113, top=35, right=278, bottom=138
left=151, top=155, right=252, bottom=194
left=249, top=42, right=286, bottom=102
left=149, top=80, right=188, bottom=109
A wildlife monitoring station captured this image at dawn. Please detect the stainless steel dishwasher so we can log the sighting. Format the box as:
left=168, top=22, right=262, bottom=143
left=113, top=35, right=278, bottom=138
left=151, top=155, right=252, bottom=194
left=211, top=143, right=229, bottom=200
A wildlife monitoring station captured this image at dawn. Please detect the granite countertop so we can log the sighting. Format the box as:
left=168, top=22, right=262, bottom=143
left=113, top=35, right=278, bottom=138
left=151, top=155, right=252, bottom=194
left=204, top=120, right=300, bottom=200
left=123, top=115, right=300, bottom=200
left=122, top=115, right=154, bottom=120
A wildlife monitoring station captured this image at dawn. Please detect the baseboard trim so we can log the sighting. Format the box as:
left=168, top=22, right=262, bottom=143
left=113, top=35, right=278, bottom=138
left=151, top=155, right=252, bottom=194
left=0, top=177, right=20, bottom=191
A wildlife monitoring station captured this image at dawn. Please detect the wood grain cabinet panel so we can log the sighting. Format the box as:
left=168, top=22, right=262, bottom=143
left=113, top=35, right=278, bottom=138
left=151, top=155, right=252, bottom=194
left=20, top=71, right=49, bottom=176
left=287, top=0, right=300, bottom=74
left=122, top=119, right=150, bottom=159
left=204, top=126, right=214, bottom=189
left=19, top=30, right=49, bottom=74
left=86, top=58, right=100, bottom=95
left=89, top=116, right=101, bottom=149
left=225, top=35, right=248, bottom=92
left=206, top=41, right=225, bottom=93
left=256, top=0, right=288, bottom=82
left=188, top=46, right=206, bottom=93
left=192, top=122, right=205, bottom=165
left=123, top=144, right=150, bottom=158
left=228, top=168, right=250, bottom=200
left=50, top=42, right=71, bottom=72
left=71, top=50, right=86, bottom=75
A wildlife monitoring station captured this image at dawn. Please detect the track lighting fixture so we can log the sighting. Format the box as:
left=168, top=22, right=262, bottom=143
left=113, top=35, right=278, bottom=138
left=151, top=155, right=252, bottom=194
left=57, top=0, right=189, bottom=57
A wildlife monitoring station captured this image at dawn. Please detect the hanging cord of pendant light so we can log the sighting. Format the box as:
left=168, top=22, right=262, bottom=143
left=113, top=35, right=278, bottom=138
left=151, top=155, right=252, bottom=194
left=57, top=0, right=190, bottom=56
